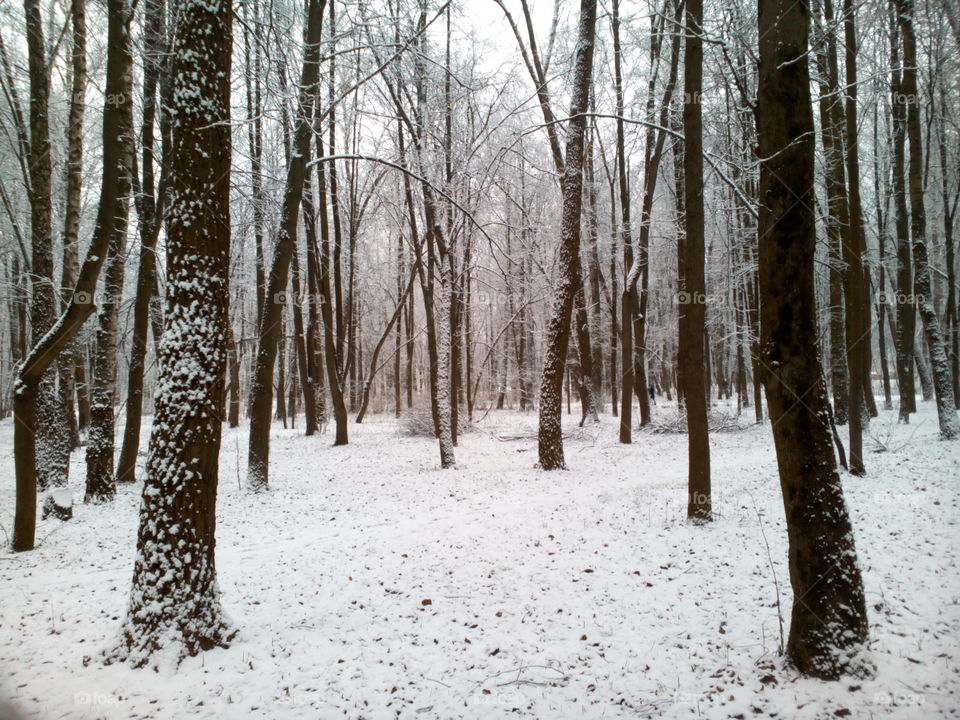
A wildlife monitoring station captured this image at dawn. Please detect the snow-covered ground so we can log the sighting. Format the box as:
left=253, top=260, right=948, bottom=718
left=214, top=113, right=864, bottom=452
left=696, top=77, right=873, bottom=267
left=1, top=400, right=958, bottom=719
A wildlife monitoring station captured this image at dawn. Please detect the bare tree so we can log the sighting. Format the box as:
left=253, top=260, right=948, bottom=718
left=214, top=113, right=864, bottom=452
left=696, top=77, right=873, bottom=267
left=537, top=0, right=598, bottom=470
left=681, top=0, right=711, bottom=520
left=248, top=0, right=328, bottom=491
left=110, top=0, right=235, bottom=665
left=12, top=0, right=136, bottom=551
left=894, top=0, right=960, bottom=437
left=757, top=0, right=869, bottom=677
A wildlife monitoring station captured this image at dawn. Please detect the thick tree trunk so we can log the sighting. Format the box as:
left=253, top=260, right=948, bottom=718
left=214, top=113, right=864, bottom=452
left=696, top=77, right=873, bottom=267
left=111, top=0, right=234, bottom=665
left=537, top=0, right=597, bottom=470
left=681, top=0, right=711, bottom=521
left=757, top=0, right=870, bottom=677
left=24, top=0, right=70, bottom=492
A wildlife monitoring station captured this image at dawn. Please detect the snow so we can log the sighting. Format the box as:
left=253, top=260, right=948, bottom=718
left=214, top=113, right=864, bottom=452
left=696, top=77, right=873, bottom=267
left=1, top=400, right=958, bottom=718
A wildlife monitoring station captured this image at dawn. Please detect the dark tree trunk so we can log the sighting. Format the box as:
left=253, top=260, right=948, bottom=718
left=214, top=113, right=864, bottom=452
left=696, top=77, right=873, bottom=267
left=303, top=169, right=328, bottom=427
left=814, top=0, right=849, bottom=424
left=895, top=0, right=960, bottom=437
left=872, top=106, right=894, bottom=411
left=247, top=0, right=328, bottom=490
left=757, top=0, right=869, bottom=677
left=58, top=0, right=87, bottom=453
left=613, top=0, right=636, bottom=442
left=889, top=7, right=916, bottom=421
left=226, top=323, right=241, bottom=428
left=291, top=243, right=318, bottom=435
left=681, top=0, right=711, bottom=521
left=24, top=0, right=71, bottom=492
left=12, top=0, right=135, bottom=551
left=85, top=66, right=133, bottom=502
left=117, top=0, right=168, bottom=484
left=110, top=0, right=234, bottom=665
left=315, top=140, right=349, bottom=447
left=842, top=0, right=871, bottom=474
left=537, top=0, right=597, bottom=470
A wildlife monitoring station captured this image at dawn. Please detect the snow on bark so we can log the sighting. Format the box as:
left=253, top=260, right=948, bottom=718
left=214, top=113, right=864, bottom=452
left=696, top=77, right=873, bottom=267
left=109, top=0, right=234, bottom=666
left=757, top=0, right=870, bottom=678
left=247, top=0, right=328, bottom=491
left=895, top=0, right=960, bottom=439
left=85, top=42, right=134, bottom=502
left=536, top=0, right=598, bottom=471
left=435, top=256, right=456, bottom=468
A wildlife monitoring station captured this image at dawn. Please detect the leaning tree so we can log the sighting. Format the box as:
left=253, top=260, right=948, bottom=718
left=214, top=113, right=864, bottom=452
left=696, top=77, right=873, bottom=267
left=756, top=0, right=870, bottom=678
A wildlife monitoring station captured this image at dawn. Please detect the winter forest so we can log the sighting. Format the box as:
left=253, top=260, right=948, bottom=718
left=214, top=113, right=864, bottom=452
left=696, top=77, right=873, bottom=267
left=0, top=0, right=958, bottom=716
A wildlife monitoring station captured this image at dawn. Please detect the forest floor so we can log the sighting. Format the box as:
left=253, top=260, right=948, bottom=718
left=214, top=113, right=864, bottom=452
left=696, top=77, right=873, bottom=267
left=1, top=399, right=958, bottom=719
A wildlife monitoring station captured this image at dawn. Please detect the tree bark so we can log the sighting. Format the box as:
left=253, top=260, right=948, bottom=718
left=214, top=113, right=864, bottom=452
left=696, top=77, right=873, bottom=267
left=110, top=0, right=234, bottom=665
left=757, top=0, right=870, bottom=677
left=24, top=0, right=71, bottom=492
left=895, top=0, right=960, bottom=437
left=247, top=0, right=328, bottom=491
left=117, top=0, right=169, bottom=484
left=813, top=0, right=849, bottom=425
left=889, top=8, right=916, bottom=421
left=57, top=0, right=87, bottom=453
left=85, top=68, right=133, bottom=502
left=681, top=0, right=711, bottom=520
left=12, top=0, right=135, bottom=551
left=841, top=0, right=871, bottom=474
left=537, top=0, right=597, bottom=470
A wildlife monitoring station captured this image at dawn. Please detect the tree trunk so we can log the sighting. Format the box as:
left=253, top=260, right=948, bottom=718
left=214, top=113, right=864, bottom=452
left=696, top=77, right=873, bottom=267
left=58, top=0, right=87, bottom=453
left=537, top=0, right=597, bottom=470
left=85, top=78, right=133, bottom=502
left=117, top=0, right=168, bottom=484
left=756, top=0, right=869, bottom=677
left=841, top=0, right=871, bottom=474
left=24, top=0, right=71, bottom=492
left=291, top=243, right=318, bottom=435
left=895, top=0, right=960, bottom=437
left=889, top=7, right=916, bottom=422
left=111, top=0, right=234, bottom=664
left=681, top=0, right=711, bottom=520
left=12, top=0, right=135, bottom=551
left=247, top=0, right=328, bottom=491
left=813, top=0, right=849, bottom=424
